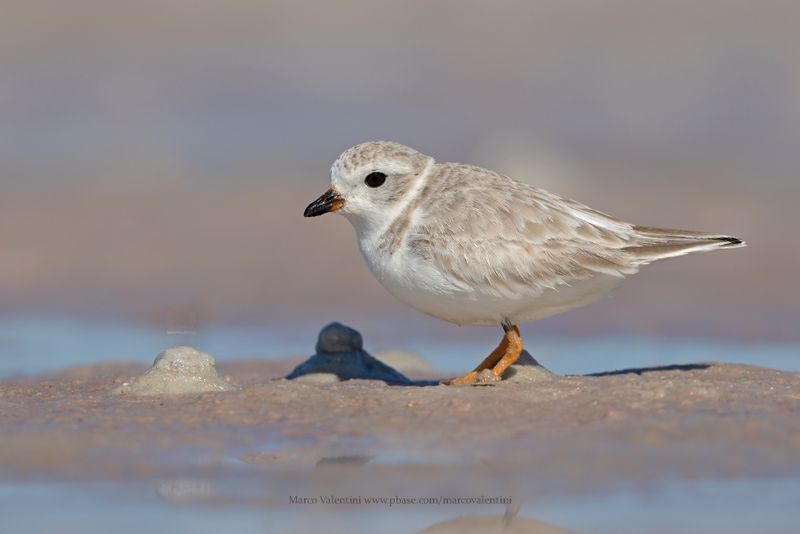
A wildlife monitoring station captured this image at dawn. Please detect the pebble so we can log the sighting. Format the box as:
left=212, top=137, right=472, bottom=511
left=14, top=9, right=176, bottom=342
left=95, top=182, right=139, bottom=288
left=287, top=323, right=412, bottom=385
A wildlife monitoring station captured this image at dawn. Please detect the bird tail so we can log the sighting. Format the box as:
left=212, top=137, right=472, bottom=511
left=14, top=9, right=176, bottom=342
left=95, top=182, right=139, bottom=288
left=624, top=225, right=746, bottom=263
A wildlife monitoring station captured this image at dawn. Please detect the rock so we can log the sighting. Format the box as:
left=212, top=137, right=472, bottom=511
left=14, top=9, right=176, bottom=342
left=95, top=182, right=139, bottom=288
left=287, top=323, right=412, bottom=385
left=112, top=346, right=234, bottom=396
left=315, top=322, right=363, bottom=353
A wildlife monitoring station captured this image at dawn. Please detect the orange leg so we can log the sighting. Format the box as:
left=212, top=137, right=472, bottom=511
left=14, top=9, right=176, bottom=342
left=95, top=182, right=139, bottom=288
left=488, top=325, right=522, bottom=378
left=444, top=332, right=508, bottom=385
left=444, top=323, right=523, bottom=385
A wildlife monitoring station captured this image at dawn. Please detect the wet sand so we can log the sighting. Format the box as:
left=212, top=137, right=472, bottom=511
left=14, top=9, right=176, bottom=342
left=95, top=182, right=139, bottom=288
left=2, top=353, right=800, bottom=533
left=2, top=356, right=798, bottom=486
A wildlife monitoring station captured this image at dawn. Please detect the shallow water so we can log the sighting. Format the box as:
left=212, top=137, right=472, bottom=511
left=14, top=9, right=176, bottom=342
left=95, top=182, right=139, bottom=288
left=0, top=316, right=798, bottom=379
left=2, top=475, right=799, bottom=534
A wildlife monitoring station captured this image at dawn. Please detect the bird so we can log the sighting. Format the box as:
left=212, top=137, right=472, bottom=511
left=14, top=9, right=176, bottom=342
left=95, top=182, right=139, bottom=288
left=303, top=141, right=745, bottom=385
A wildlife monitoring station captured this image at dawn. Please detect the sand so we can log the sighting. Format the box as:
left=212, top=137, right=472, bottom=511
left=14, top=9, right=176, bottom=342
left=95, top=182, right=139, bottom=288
left=111, top=346, right=234, bottom=396
left=1, top=353, right=798, bottom=486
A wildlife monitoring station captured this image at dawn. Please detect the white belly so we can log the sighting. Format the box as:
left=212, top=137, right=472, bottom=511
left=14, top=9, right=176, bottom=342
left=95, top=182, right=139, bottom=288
left=360, top=237, right=623, bottom=327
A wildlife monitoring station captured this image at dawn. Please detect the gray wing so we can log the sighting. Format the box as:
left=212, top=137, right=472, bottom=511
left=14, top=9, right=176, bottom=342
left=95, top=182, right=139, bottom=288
left=406, top=163, right=645, bottom=299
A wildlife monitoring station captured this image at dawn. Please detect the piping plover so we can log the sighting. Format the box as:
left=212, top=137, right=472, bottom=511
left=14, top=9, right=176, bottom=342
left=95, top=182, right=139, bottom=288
left=304, top=141, right=745, bottom=385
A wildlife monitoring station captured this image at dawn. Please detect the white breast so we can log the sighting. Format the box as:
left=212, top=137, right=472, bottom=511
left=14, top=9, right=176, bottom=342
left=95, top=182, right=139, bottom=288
left=358, top=231, right=507, bottom=325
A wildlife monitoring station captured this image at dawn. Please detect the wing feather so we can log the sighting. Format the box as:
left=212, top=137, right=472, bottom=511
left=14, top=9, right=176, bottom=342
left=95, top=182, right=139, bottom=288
left=406, top=163, right=640, bottom=299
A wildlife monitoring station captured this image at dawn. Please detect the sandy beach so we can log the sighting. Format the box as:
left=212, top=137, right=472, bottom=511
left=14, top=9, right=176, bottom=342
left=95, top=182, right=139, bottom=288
left=3, top=355, right=799, bottom=476
left=3, top=348, right=799, bottom=530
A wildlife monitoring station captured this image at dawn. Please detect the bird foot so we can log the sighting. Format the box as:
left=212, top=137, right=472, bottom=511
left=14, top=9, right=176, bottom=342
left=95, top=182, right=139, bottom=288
left=475, top=369, right=503, bottom=384
left=441, top=371, right=476, bottom=386
left=442, top=369, right=502, bottom=386
left=442, top=323, right=522, bottom=386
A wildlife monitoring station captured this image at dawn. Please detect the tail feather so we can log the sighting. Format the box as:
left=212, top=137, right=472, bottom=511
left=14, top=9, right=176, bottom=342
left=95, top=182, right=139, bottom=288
left=625, top=225, right=746, bottom=263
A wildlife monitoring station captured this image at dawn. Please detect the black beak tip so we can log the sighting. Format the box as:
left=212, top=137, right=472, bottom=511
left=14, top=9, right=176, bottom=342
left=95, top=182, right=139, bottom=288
left=303, top=200, right=328, bottom=218
left=304, top=189, right=342, bottom=218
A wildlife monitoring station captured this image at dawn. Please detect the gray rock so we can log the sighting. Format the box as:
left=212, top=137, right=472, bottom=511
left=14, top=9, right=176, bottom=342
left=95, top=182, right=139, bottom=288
left=287, top=323, right=412, bottom=385
left=315, top=322, right=363, bottom=353
left=112, top=346, right=234, bottom=396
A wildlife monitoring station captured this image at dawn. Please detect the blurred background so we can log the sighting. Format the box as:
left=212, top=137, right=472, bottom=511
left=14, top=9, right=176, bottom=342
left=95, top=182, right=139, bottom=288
left=1, top=0, right=798, bottom=375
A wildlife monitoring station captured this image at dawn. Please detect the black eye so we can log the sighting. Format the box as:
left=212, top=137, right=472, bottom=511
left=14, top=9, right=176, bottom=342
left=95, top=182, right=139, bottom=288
left=364, top=171, right=387, bottom=188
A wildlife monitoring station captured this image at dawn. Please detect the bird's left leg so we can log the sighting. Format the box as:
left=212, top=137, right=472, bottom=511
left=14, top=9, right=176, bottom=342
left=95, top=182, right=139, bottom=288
left=443, top=321, right=522, bottom=385
left=442, top=332, right=509, bottom=385
left=487, top=322, right=522, bottom=378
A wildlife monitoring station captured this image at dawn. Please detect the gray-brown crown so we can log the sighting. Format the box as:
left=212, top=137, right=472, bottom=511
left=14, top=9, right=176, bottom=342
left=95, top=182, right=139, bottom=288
left=332, top=141, right=428, bottom=176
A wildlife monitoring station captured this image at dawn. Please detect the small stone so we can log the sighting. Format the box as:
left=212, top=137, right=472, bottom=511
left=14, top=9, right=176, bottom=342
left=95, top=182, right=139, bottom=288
left=315, top=322, right=363, bottom=353
left=288, top=323, right=411, bottom=385
left=112, top=346, right=234, bottom=396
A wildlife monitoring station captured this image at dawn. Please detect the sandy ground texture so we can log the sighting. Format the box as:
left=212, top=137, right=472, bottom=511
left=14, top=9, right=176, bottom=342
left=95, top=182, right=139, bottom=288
left=2, top=345, right=799, bottom=491
left=2, top=336, right=800, bottom=534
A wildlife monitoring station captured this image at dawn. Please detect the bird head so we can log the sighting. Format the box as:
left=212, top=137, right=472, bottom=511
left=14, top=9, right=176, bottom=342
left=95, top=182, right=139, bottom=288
left=304, top=141, right=434, bottom=235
